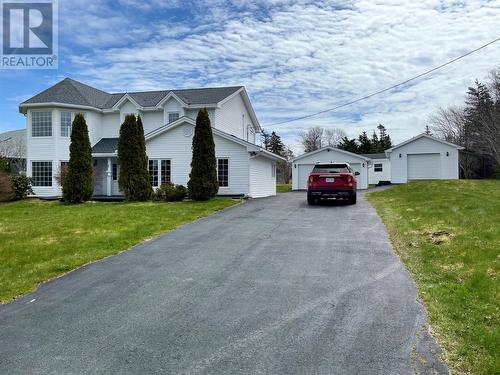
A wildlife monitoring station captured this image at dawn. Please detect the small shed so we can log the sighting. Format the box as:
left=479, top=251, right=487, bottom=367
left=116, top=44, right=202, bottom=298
left=292, top=147, right=370, bottom=190
left=386, top=134, right=464, bottom=183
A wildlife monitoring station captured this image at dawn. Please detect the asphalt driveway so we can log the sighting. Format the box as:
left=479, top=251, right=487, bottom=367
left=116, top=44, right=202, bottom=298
left=0, top=191, right=447, bottom=374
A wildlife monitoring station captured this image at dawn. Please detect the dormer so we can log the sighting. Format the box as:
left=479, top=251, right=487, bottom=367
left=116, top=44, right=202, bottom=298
left=156, top=93, right=186, bottom=125
left=112, top=94, right=141, bottom=123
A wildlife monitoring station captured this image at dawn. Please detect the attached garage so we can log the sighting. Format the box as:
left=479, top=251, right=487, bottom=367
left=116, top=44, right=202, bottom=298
left=292, top=147, right=369, bottom=190
left=387, top=134, right=464, bottom=183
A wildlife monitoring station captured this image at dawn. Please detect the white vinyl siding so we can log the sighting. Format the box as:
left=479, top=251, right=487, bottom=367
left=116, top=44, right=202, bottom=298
left=368, top=158, right=391, bottom=185
left=249, top=156, right=276, bottom=198
left=389, top=136, right=460, bottom=183
left=214, top=92, right=255, bottom=142
left=32, top=112, right=52, bottom=137
left=146, top=122, right=250, bottom=196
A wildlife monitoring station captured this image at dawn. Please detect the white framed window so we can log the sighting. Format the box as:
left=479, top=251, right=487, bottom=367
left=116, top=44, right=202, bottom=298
left=374, top=163, right=383, bottom=172
left=272, top=164, right=276, bottom=178
left=112, top=164, right=118, bottom=181
left=217, top=158, right=229, bottom=187
left=32, top=111, right=52, bottom=137
left=160, top=160, right=171, bottom=185
left=148, top=159, right=171, bottom=187
left=32, top=161, right=52, bottom=186
left=60, top=112, right=72, bottom=137
left=168, top=112, right=180, bottom=123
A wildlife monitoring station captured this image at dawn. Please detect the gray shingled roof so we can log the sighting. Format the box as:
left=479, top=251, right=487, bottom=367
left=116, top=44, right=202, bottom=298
left=0, top=129, right=26, bottom=158
left=92, top=138, right=119, bottom=154
left=21, top=78, right=243, bottom=109
left=360, top=153, right=387, bottom=159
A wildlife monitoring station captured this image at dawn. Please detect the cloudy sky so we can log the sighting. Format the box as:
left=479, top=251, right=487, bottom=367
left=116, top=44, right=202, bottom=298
left=1, top=0, right=499, bottom=151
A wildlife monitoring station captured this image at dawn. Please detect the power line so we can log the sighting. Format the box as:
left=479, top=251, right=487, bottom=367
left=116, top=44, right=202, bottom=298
left=266, top=36, right=500, bottom=126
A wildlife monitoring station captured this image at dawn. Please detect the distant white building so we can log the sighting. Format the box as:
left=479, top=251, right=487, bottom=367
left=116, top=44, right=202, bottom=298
left=19, top=78, right=284, bottom=198
left=292, top=134, right=463, bottom=190
left=386, top=133, right=463, bottom=183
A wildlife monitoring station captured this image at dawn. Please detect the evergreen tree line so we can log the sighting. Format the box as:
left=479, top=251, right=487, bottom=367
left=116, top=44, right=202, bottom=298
left=337, top=124, right=392, bottom=154
left=297, top=124, right=392, bottom=154
left=260, top=129, right=294, bottom=184
left=428, top=68, right=500, bottom=178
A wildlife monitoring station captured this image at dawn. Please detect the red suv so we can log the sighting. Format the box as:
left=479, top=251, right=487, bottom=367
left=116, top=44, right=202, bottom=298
left=307, top=163, right=359, bottom=205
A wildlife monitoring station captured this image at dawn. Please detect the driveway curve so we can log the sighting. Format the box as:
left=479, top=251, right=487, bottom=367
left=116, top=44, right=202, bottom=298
left=0, top=191, right=447, bottom=374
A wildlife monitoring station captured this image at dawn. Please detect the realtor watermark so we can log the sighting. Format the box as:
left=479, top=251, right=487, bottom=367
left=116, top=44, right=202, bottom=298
left=1, top=0, right=58, bottom=69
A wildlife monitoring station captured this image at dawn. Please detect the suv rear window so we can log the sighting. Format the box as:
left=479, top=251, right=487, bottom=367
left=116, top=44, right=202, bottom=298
left=312, top=164, right=351, bottom=173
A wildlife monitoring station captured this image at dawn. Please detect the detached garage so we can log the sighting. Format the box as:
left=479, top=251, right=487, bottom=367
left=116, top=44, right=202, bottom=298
left=292, top=147, right=370, bottom=190
left=387, top=134, right=464, bottom=183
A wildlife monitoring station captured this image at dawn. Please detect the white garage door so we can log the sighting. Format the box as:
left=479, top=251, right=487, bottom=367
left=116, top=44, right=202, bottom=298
left=298, top=164, right=314, bottom=189
left=407, top=153, right=440, bottom=180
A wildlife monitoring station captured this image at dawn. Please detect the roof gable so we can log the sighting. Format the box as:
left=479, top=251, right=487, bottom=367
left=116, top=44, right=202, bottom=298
left=386, top=134, right=464, bottom=153
left=292, top=147, right=371, bottom=162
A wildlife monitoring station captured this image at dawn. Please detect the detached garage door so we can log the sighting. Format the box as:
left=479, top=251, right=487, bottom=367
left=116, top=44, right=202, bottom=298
left=298, top=164, right=314, bottom=189
left=407, top=153, right=440, bottom=180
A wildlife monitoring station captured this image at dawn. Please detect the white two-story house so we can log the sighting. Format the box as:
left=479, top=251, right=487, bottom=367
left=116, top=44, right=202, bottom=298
left=20, top=78, right=284, bottom=198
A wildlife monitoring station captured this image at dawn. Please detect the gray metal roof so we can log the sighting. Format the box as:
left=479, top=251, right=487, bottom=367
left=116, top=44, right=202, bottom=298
left=360, top=153, right=387, bottom=159
left=21, top=78, right=243, bottom=109
left=0, top=129, right=26, bottom=158
left=92, top=138, right=119, bottom=154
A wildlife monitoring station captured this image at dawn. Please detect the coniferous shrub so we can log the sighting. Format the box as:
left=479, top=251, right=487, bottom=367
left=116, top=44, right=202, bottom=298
left=153, top=183, right=187, bottom=202
left=63, top=113, right=93, bottom=203
left=117, top=115, right=152, bottom=201
left=187, top=108, right=218, bottom=200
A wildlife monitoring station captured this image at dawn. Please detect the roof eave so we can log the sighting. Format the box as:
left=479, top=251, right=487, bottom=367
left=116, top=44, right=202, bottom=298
left=19, top=102, right=102, bottom=114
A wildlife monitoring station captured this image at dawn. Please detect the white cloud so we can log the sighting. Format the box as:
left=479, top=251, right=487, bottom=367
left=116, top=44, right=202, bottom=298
left=65, top=0, right=500, bottom=152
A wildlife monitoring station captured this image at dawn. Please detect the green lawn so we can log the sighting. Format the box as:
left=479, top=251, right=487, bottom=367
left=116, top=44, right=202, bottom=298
left=367, top=181, right=499, bottom=374
left=0, top=198, right=240, bottom=303
left=276, top=183, right=292, bottom=193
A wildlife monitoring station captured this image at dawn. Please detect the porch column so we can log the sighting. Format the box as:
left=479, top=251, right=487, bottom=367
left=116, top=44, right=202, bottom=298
left=106, top=158, right=112, bottom=196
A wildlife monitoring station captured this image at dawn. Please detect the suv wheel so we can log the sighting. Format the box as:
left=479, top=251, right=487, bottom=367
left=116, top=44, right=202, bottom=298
left=307, top=194, right=316, bottom=205
left=349, top=192, right=357, bottom=205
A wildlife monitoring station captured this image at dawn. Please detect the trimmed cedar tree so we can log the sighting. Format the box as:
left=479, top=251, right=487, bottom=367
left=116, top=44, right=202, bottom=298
left=188, top=108, right=218, bottom=200
left=117, top=114, right=152, bottom=201
left=62, top=113, right=93, bottom=203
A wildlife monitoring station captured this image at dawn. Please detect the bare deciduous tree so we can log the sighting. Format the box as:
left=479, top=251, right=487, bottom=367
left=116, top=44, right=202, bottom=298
left=0, top=134, right=26, bottom=173
left=323, top=127, right=346, bottom=147
left=299, top=127, right=324, bottom=152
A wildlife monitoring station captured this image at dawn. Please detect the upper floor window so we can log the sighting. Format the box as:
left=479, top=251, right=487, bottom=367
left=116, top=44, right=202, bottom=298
left=32, top=161, right=52, bottom=186
left=217, top=158, right=229, bottom=187
left=374, top=163, right=383, bottom=172
left=32, top=111, right=52, bottom=137
left=60, top=112, right=72, bottom=137
left=168, top=112, right=180, bottom=123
